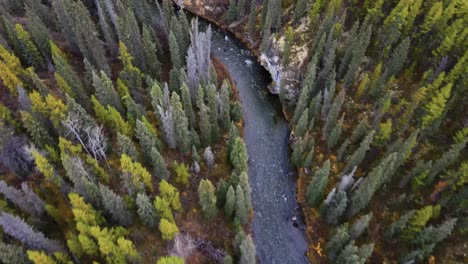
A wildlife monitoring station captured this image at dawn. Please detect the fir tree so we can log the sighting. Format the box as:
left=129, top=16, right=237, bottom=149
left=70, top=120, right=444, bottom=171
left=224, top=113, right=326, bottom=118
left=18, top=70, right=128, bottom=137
left=142, top=25, right=161, bottom=78
left=293, top=62, right=316, bottom=123
left=343, top=130, right=375, bottom=174
left=116, top=133, right=139, bottom=161
left=307, top=160, right=330, bottom=207
left=235, top=185, right=248, bottom=225
left=199, top=104, right=212, bottom=147
left=349, top=212, right=373, bottom=239
left=227, top=0, right=238, bottom=23
left=181, top=82, right=195, bottom=128
left=99, top=183, right=132, bottom=227
left=198, top=179, right=218, bottom=219
left=322, top=190, right=347, bottom=225
left=327, top=115, right=344, bottom=149
left=323, top=89, right=345, bottom=137
left=171, top=92, right=191, bottom=153
left=427, top=137, right=466, bottom=185
left=13, top=23, right=43, bottom=69
left=92, top=70, right=124, bottom=114
left=0, top=212, right=62, bottom=253
left=240, top=235, right=256, bottom=264
left=136, top=192, right=156, bottom=227
left=151, top=147, right=169, bottom=180
left=230, top=137, right=249, bottom=174
left=350, top=115, right=369, bottom=144
left=325, top=223, right=350, bottom=261
left=135, top=119, right=159, bottom=164
left=169, top=31, right=181, bottom=70
left=224, top=185, right=236, bottom=218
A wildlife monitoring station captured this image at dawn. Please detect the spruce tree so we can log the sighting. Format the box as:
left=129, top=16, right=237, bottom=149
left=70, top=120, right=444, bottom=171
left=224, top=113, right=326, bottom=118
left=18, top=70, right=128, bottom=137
left=293, top=62, right=316, bottom=123
left=325, top=223, right=350, bottom=261
left=199, top=104, right=212, bottom=147
left=136, top=192, right=156, bottom=227
left=171, top=92, right=191, bottom=154
left=92, top=70, right=124, bottom=114
left=224, top=185, right=235, bottom=218
left=235, top=185, right=248, bottom=225
left=198, top=179, right=218, bottom=219
left=349, top=212, right=373, bottom=239
left=323, top=89, right=345, bottom=137
left=227, top=0, right=238, bottom=23
left=322, top=190, right=347, bottom=225
left=247, top=1, right=257, bottom=34
left=99, top=183, right=132, bottom=227
left=350, top=115, right=369, bottom=144
left=141, top=25, right=161, bottom=79
left=343, top=130, right=375, bottom=174
left=151, top=147, right=169, bottom=180
left=294, top=0, right=308, bottom=22
left=327, top=115, right=344, bottom=150
left=307, top=160, right=330, bottom=207
left=237, top=0, right=247, bottom=19
left=169, top=31, right=181, bottom=70
left=230, top=137, right=249, bottom=174
left=116, top=133, right=139, bottom=161
left=240, top=235, right=256, bottom=264
left=181, top=82, right=195, bottom=128
left=117, top=9, right=145, bottom=72
left=135, top=119, right=159, bottom=163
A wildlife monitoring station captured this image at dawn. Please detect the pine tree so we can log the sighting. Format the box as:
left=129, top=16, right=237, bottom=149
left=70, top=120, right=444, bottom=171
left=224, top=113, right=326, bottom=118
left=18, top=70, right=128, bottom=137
left=181, top=82, right=195, bottom=128
left=325, top=223, right=350, bottom=261
left=0, top=240, right=29, bottom=264
left=151, top=147, right=169, bottom=180
left=0, top=212, right=62, bottom=253
left=240, top=235, right=256, bottom=264
left=283, top=26, right=294, bottom=66
left=349, top=212, right=373, bottom=239
left=322, top=190, right=347, bottom=225
left=171, top=92, right=191, bottom=153
left=347, top=153, right=398, bottom=217
left=323, top=89, right=345, bottom=137
left=136, top=192, right=156, bottom=227
left=198, top=179, right=218, bottom=219
left=227, top=0, right=238, bottom=23
left=247, top=1, right=257, bottom=34
left=135, top=119, right=159, bottom=164
left=169, top=31, right=181, bottom=70
left=230, top=137, right=249, bottom=174
left=142, top=25, right=161, bottom=78
left=307, top=160, right=330, bottom=207
left=294, top=0, right=308, bottom=22
left=327, top=115, right=344, bottom=149
left=99, top=183, right=132, bottom=227
left=116, top=133, right=139, bottom=161
left=224, top=185, right=236, bottom=218
left=235, top=185, right=248, bottom=225
left=343, top=130, right=375, bottom=174
left=13, top=23, right=43, bottom=69
left=92, top=70, right=124, bottom=114
left=199, top=104, right=212, bottom=147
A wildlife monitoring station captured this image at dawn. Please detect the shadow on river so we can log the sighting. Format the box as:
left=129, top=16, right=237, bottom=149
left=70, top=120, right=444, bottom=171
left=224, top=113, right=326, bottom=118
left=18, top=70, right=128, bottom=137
left=200, top=21, right=310, bottom=264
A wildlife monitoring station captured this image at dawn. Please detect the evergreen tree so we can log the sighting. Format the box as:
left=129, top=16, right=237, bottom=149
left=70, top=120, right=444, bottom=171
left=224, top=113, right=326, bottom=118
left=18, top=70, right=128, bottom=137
left=350, top=115, right=369, bottom=144
left=294, top=0, right=308, bottom=22
left=20, top=111, right=53, bottom=148
left=219, top=81, right=231, bottom=130
left=117, top=9, right=145, bottom=72
left=116, top=133, right=139, bottom=161
left=349, top=212, right=373, bottom=239
left=151, top=147, right=169, bottom=180
left=293, top=62, right=316, bottom=123
left=142, top=25, right=161, bottom=78
left=327, top=115, right=344, bottom=149
left=0, top=212, right=62, bottom=253
left=99, top=183, right=132, bottom=227
left=323, top=89, right=345, bottom=137
left=230, top=137, right=249, bottom=174
left=237, top=0, right=247, bottom=19
left=169, top=31, right=181, bottom=70
left=235, top=185, right=248, bottom=225
left=427, top=137, right=466, bottom=184
left=92, top=70, right=124, bottom=114
left=343, top=130, right=375, bottom=174
left=227, top=0, right=238, bottom=23
left=25, top=5, right=50, bottom=59
left=240, top=235, right=256, bottom=264
left=322, top=190, right=347, bottom=225
left=199, top=104, right=212, bottom=147
left=247, top=1, right=257, bottom=34
left=13, top=23, right=43, bottom=69
left=224, top=185, right=236, bottom=218
left=198, top=179, right=218, bottom=219
left=325, top=223, right=350, bottom=261
left=347, top=153, right=398, bottom=217
left=181, top=82, right=195, bottom=128
left=120, top=154, right=154, bottom=193
left=135, top=119, right=159, bottom=163
left=206, top=84, right=220, bottom=142
left=136, top=192, right=156, bottom=227
left=0, top=241, right=29, bottom=264
left=171, top=92, right=191, bottom=153
left=283, top=26, right=294, bottom=66
left=307, top=160, right=330, bottom=207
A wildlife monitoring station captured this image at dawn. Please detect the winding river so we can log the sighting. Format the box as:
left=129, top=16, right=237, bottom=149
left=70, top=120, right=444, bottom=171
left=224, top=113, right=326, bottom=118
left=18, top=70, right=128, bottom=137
left=204, top=22, right=310, bottom=264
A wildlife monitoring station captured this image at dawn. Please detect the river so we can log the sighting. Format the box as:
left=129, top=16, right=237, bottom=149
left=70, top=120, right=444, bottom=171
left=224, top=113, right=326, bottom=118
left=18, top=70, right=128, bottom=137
left=204, top=23, right=310, bottom=264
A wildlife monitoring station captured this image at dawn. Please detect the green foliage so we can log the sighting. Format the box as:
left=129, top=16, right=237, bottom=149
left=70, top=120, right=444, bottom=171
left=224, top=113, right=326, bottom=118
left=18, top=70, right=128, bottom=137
left=307, top=160, right=330, bottom=207
left=159, top=218, right=179, bottom=240
left=224, top=185, right=236, bottom=218
left=172, top=161, right=190, bottom=186
left=283, top=26, right=294, bottom=66
left=120, top=154, right=153, bottom=192
left=230, top=137, right=249, bottom=174
left=235, top=185, right=248, bottom=225
left=157, top=256, right=184, bottom=264
left=198, top=179, right=218, bottom=219
left=227, top=0, right=238, bottom=23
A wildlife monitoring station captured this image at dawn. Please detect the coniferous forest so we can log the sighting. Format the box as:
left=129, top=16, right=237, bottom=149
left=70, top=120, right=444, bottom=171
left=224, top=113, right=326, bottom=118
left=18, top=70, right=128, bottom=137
left=0, top=0, right=467, bottom=264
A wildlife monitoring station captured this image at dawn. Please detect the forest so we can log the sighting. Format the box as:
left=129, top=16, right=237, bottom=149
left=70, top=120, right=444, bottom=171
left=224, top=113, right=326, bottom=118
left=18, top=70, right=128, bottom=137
left=0, top=0, right=467, bottom=264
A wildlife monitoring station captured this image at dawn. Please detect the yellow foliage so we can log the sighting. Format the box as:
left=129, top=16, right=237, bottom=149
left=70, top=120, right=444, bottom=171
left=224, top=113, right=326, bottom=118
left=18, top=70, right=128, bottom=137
left=27, top=251, right=56, bottom=264
left=120, top=154, right=153, bottom=192
left=55, top=73, right=74, bottom=98
left=31, top=150, right=55, bottom=182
